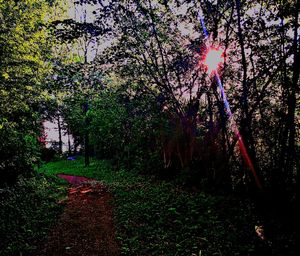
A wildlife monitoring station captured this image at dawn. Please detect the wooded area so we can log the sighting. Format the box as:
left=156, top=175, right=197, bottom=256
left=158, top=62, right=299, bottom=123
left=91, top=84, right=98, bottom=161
left=0, top=0, right=299, bottom=255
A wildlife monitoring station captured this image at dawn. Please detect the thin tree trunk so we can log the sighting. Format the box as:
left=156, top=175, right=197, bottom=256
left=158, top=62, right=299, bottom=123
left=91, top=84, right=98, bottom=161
left=235, top=0, right=259, bottom=181
left=83, top=102, right=90, bottom=167
left=288, top=0, right=299, bottom=195
left=57, top=115, right=63, bottom=155
left=278, top=0, right=299, bottom=192
left=207, top=91, right=214, bottom=132
left=67, top=126, right=71, bottom=156
left=84, top=131, right=90, bottom=167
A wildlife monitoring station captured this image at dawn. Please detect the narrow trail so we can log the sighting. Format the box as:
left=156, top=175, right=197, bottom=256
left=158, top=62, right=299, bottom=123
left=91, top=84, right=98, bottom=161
left=35, top=174, right=119, bottom=256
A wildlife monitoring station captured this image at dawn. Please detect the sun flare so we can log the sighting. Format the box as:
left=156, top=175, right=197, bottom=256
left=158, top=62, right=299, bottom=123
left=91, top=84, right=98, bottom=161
left=204, top=48, right=224, bottom=74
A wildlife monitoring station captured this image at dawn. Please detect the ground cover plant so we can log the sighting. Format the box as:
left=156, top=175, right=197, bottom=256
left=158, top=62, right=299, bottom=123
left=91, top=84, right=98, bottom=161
left=40, top=157, right=278, bottom=256
left=0, top=174, right=66, bottom=256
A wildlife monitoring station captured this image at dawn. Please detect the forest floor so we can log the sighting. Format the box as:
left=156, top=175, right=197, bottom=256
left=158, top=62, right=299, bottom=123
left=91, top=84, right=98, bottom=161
left=29, top=157, right=296, bottom=256
left=34, top=174, right=119, bottom=256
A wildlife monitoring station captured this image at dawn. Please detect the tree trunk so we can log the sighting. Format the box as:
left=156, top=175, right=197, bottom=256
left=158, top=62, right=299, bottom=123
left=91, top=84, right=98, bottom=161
left=57, top=115, right=63, bottom=155
left=207, top=90, right=214, bottom=132
left=277, top=0, right=299, bottom=193
left=84, top=130, right=90, bottom=167
left=235, top=0, right=260, bottom=183
left=83, top=101, right=90, bottom=167
left=288, top=0, right=299, bottom=198
left=67, top=126, right=71, bottom=156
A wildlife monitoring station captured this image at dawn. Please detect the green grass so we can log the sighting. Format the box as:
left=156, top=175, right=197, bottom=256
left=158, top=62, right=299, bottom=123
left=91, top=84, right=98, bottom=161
left=40, top=157, right=261, bottom=256
left=39, top=157, right=141, bottom=186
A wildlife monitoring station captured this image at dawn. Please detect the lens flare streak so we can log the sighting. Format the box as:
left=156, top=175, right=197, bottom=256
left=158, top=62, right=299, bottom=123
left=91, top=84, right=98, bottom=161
left=215, top=73, right=262, bottom=188
left=198, top=11, right=262, bottom=189
left=197, top=10, right=209, bottom=39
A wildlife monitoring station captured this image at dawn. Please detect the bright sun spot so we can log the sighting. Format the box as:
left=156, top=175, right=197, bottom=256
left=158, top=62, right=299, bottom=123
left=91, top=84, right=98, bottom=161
left=204, top=48, right=224, bottom=74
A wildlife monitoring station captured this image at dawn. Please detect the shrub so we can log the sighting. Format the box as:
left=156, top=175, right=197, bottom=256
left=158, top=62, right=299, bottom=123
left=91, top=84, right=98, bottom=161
left=0, top=174, right=65, bottom=256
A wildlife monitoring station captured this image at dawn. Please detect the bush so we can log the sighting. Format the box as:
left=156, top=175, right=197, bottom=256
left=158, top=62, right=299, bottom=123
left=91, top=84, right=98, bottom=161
left=0, top=126, right=41, bottom=185
left=0, top=174, right=65, bottom=256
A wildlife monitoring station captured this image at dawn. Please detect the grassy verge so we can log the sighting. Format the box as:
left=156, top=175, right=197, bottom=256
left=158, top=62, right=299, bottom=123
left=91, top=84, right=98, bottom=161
left=40, top=157, right=262, bottom=256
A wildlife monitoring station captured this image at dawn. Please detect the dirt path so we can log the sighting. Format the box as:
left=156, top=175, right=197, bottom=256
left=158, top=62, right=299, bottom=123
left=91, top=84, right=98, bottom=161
left=35, top=174, right=119, bottom=256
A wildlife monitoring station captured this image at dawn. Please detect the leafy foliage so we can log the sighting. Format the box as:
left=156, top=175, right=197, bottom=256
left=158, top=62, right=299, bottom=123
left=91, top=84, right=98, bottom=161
left=88, top=87, right=164, bottom=171
left=114, top=183, right=259, bottom=256
left=0, top=0, right=54, bottom=184
left=0, top=174, right=65, bottom=256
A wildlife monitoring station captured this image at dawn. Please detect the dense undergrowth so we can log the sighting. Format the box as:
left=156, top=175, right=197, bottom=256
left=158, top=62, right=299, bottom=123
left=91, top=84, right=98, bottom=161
left=1, top=157, right=295, bottom=255
left=40, top=157, right=270, bottom=256
left=0, top=174, right=66, bottom=256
